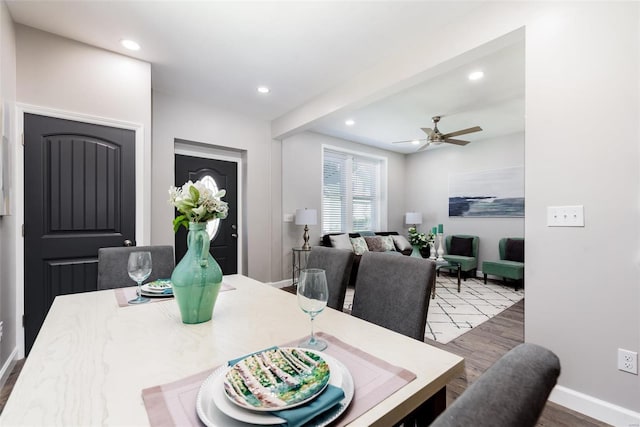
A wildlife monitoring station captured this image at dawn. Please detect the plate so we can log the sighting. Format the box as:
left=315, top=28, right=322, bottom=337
left=141, top=280, right=172, bottom=294
left=196, top=352, right=354, bottom=427
left=223, top=347, right=330, bottom=411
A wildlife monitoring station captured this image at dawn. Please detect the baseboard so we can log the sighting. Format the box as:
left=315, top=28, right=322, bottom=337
left=550, top=385, right=640, bottom=425
left=0, top=347, right=18, bottom=392
left=267, top=279, right=292, bottom=289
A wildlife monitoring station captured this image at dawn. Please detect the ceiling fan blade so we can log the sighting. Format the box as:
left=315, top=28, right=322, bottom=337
left=416, top=142, right=430, bottom=152
left=444, top=138, right=470, bottom=146
left=441, top=126, right=482, bottom=138
left=391, top=138, right=427, bottom=144
left=421, top=127, right=434, bottom=137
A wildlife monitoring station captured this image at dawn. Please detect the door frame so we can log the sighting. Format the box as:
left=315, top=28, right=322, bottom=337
left=174, top=140, right=243, bottom=275
left=14, top=103, right=148, bottom=358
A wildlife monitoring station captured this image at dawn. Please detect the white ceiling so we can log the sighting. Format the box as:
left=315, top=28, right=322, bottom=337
left=5, top=1, right=524, bottom=154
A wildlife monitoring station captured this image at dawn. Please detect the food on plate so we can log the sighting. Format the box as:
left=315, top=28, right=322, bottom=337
left=223, top=348, right=330, bottom=409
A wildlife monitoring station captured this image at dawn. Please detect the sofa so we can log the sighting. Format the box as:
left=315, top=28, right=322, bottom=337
left=320, top=231, right=412, bottom=287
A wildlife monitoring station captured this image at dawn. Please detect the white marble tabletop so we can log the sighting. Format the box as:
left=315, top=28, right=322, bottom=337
left=0, top=274, right=463, bottom=426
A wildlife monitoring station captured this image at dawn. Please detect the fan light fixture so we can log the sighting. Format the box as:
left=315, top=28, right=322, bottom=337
left=411, top=140, right=420, bottom=145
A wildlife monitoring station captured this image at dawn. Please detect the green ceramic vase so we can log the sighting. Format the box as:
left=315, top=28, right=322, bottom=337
left=411, top=244, right=423, bottom=258
left=171, top=222, right=222, bottom=324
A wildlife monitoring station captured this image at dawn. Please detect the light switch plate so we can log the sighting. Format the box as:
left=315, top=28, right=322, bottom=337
left=547, top=205, right=584, bottom=227
left=283, top=213, right=294, bottom=223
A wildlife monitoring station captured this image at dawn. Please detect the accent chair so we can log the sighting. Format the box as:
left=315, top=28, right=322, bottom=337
left=97, top=245, right=175, bottom=290
left=441, top=234, right=479, bottom=280
left=482, top=238, right=525, bottom=290
left=351, top=251, right=435, bottom=340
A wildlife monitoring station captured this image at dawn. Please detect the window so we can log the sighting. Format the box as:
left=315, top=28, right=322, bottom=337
left=322, top=148, right=383, bottom=233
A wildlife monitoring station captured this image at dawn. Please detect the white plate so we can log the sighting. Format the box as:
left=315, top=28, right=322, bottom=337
left=196, top=352, right=354, bottom=427
left=141, top=280, right=172, bottom=294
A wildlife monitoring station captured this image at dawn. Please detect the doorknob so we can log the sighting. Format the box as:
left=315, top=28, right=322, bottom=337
left=231, top=234, right=238, bottom=238
left=123, top=240, right=134, bottom=247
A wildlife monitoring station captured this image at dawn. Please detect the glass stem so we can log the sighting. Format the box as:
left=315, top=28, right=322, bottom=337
left=137, top=280, right=143, bottom=299
left=309, top=314, right=316, bottom=344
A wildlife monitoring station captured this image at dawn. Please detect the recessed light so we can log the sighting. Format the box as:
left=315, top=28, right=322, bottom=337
left=468, top=71, right=484, bottom=81
left=411, top=140, right=420, bottom=145
left=345, top=119, right=355, bottom=126
left=257, top=86, right=270, bottom=94
left=120, top=39, right=140, bottom=51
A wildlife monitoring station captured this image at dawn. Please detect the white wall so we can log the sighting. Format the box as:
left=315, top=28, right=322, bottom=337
left=405, top=133, right=525, bottom=269
left=151, top=90, right=277, bottom=283
left=281, top=131, right=405, bottom=280
left=0, top=0, right=17, bottom=374
left=273, top=2, right=640, bottom=423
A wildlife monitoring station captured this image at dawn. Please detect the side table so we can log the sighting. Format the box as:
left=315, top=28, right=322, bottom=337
left=432, top=260, right=461, bottom=299
left=291, top=247, right=311, bottom=286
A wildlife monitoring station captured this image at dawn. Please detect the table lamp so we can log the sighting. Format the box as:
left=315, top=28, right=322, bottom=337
left=405, top=212, right=422, bottom=228
left=295, top=208, right=317, bottom=250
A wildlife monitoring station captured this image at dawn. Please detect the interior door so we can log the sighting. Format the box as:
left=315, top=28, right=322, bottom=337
left=24, top=113, right=136, bottom=355
left=174, top=154, right=238, bottom=274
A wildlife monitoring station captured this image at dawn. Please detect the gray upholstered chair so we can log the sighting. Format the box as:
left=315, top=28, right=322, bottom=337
left=430, top=343, right=561, bottom=427
left=351, top=251, right=435, bottom=340
left=97, top=245, right=175, bottom=290
left=305, top=246, right=354, bottom=311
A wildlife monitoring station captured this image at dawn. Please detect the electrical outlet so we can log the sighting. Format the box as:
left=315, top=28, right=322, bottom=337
left=618, top=348, right=638, bottom=374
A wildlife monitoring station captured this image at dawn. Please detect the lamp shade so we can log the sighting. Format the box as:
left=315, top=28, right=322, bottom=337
left=405, top=212, right=422, bottom=225
left=295, top=208, right=317, bottom=225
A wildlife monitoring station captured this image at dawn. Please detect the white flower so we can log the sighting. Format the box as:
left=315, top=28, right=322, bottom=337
left=169, top=179, right=229, bottom=231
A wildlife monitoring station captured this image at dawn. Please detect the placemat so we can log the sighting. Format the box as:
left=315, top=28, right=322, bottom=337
left=141, top=333, right=416, bottom=426
left=114, top=282, right=236, bottom=308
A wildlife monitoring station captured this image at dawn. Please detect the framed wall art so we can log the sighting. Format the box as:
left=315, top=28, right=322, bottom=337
left=449, top=166, right=524, bottom=218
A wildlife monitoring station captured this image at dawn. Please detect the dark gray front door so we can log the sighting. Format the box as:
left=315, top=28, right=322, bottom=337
left=24, top=113, right=136, bottom=355
left=174, top=154, right=238, bottom=274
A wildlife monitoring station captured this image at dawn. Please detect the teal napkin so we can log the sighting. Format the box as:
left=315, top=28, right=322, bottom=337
left=272, top=385, right=345, bottom=427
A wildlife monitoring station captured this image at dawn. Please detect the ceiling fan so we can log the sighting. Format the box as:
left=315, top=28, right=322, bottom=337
left=392, top=116, right=483, bottom=152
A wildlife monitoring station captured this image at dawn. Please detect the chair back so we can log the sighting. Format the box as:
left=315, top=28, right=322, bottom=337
left=430, top=343, right=560, bottom=427
left=305, top=246, right=354, bottom=311
left=97, top=245, right=175, bottom=290
left=351, top=252, right=435, bottom=340
left=445, top=234, right=479, bottom=257
left=499, top=237, right=524, bottom=261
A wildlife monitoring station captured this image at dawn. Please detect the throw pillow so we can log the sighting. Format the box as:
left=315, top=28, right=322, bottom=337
left=379, top=235, right=396, bottom=251
left=449, top=236, right=474, bottom=257
left=505, top=238, right=525, bottom=262
left=350, top=237, right=369, bottom=255
left=391, top=234, right=412, bottom=251
left=329, top=234, right=353, bottom=251
left=364, top=236, right=385, bottom=252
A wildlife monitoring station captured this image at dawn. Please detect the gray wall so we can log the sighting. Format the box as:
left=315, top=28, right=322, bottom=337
left=404, top=132, right=525, bottom=269
left=0, top=0, right=17, bottom=373
left=151, top=91, right=278, bottom=282
left=281, top=131, right=405, bottom=281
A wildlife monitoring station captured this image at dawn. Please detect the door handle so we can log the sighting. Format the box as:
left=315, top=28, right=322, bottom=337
left=123, top=240, right=134, bottom=247
left=231, top=234, right=238, bottom=238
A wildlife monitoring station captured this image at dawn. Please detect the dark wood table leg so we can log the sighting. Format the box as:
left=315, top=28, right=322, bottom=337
left=395, top=386, right=447, bottom=427
left=457, top=264, right=461, bottom=292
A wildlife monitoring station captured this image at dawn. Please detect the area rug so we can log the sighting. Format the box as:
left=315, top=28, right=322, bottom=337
left=343, top=275, right=524, bottom=344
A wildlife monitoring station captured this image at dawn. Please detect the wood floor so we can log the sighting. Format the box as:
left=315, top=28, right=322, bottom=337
left=0, top=297, right=610, bottom=426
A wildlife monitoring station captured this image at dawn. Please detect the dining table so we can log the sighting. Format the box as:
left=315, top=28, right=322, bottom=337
left=0, top=274, right=464, bottom=426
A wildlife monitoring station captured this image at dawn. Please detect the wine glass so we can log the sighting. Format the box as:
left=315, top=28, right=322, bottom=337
left=297, top=268, right=329, bottom=350
left=127, top=251, right=152, bottom=304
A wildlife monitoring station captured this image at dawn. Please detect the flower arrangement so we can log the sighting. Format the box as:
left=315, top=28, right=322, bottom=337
left=408, top=226, right=435, bottom=249
left=169, top=180, right=229, bottom=232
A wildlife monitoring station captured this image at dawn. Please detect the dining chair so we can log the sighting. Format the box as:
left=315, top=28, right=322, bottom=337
left=351, top=251, right=435, bottom=340
left=305, top=246, right=354, bottom=311
left=429, top=343, right=560, bottom=427
left=97, top=245, right=175, bottom=290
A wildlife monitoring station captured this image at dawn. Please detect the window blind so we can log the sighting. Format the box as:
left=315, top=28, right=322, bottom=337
left=322, top=148, right=381, bottom=234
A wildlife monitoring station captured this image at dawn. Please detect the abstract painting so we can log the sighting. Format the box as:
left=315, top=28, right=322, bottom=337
left=449, top=166, right=524, bottom=217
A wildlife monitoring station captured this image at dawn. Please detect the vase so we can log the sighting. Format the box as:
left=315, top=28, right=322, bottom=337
left=171, top=222, right=223, bottom=324
left=411, top=244, right=422, bottom=258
